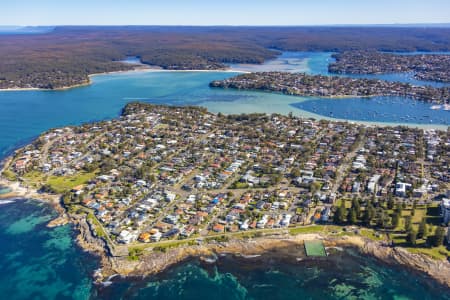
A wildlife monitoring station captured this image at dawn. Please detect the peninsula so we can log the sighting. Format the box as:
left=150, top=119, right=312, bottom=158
left=210, top=72, right=450, bottom=104
left=2, top=26, right=450, bottom=90
left=1, top=102, right=449, bottom=287
left=329, top=51, right=450, bottom=83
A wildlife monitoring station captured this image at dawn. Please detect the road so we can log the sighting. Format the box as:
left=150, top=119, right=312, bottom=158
left=330, top=134, right=367, bottom=196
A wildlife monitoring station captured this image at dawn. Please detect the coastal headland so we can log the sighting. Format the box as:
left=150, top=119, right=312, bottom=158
left=210, top=72, right=450, bottom=104
left=1, top=102, right=449, bottom=289
left=329, top=51, right=450, bottom=83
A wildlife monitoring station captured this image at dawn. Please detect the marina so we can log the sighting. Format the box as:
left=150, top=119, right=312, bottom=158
left=1, top=51, right=449, bottom=158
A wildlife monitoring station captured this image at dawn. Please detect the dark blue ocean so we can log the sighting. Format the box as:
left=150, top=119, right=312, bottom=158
left=0, top=51, right=449, bottom=299
left=0, top=200, right=448, bottom=300
left=0, top=51, right=449, bottom=158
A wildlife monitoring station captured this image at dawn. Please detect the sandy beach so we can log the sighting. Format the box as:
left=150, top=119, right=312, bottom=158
left=0, top=66, right=246, bottom=93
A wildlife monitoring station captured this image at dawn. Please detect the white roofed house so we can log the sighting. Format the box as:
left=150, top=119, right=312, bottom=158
left=257, top=215, right=269, bottom=228
left=240, top=219, right=250, bottom=230
left=118, top=230, right=137, bottom=244
left=165, top=192, right=176, bottom=202
left=395, top=182, right=412, bottom=197
left=280, top=214, right=292, bottom=227
left=367, top=174, right=381, bottom=194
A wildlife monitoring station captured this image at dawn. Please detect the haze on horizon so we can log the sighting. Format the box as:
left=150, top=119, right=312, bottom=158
left=2, top=0, right=450, bottom=26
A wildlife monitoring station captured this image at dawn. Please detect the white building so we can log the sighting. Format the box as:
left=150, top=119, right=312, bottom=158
left=280, top=214, right=292, bottom=227
left=151, top=231, right=162, bottom=242
left=240, top=219, right=249, bottom=230
left=441, top=198, right=450, bottom=224
left=395, top=182, right=412, bottom=197
left=367, top=174, right=381, bottom=194
left=118, top=230, right=137, bottom=244
left=257, top=215, right=269, bottom=228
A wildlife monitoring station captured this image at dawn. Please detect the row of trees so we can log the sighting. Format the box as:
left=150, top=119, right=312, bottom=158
left=333, top=197, right=447, bottom=247
left=406, top=222, right=446, bottom=247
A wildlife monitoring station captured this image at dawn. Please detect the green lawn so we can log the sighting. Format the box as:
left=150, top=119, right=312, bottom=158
left=406, top=245, right=450, bottom=260
left=2, top=169, right=17, bottom=181
left=46, top=171, right=97, bottom=193
left=359, top=229, right=385, bottom=241
left=289, top=225, right=325, bottom=235
left=86, top=211, right=107, bottom=238
left=335, top=199, right=352, bottom=208
left=22, top=171, right=47, bottom=187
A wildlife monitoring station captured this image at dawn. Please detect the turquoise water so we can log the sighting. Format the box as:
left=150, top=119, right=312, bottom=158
left=0, top=199, right=95, bottom=300
left=0, top=52, right=449, bottom=299
left=231, top=51, right=450, bottom=87
left=0, top=186, right=12, bottom=194
left=229, top=51, right=333, bottom=74
left=0, top=199, right=448, bottom=300
left=340, top=72, right=450, bottom=88
left=0, top=59, right=449, bottom=157
left=96, top=249, right=449, bottom=300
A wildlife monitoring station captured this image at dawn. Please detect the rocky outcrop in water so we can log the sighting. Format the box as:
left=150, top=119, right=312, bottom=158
left=95, top=234, right=450, bottom=289
left=359, top=239, right=450, bottom=288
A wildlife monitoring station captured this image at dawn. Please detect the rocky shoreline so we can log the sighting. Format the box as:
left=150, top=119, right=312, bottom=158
left=1, top=168, right=449, bottom=289
left=79, top=222, right=450, bottom=288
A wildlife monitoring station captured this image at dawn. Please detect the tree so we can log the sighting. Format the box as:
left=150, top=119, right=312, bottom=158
left=291, top=169, right=300, bottom=178
left=391, top=212, right=400, bottom=229
left=363, top=205, right=375, bottom=226
left=352, top=198, right=361, bottom=217
left=417, top=218, right=427, bottom=239
left=348, top=208, right=357, bottom=225
left=376, top=210, right=389, bottom=229
left=404, top=216, right=412, bottom=232
left=387, top=197, right=395, bottom=210
left=431, top=227, right=446, bottom=247
left=310, top=181, right=321, bottom=194
left=406, top=229, right=417, bottom=246
left=334, top=201, right=347, bottom=224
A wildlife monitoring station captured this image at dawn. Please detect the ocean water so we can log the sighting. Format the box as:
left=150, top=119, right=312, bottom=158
left=0, top=51, right=449, bottom=299
left=0, top=199, right=448, bottom=300
left=0, top=57, right=449, bottom=157
left=0, top=199, right=96, bottom=300
left=96, top=249, right=450, bottom=300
